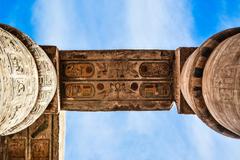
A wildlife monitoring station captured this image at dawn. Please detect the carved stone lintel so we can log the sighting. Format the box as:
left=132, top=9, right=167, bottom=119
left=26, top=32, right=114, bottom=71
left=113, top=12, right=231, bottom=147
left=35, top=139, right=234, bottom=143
left=60, top=50, right=175, bottom=111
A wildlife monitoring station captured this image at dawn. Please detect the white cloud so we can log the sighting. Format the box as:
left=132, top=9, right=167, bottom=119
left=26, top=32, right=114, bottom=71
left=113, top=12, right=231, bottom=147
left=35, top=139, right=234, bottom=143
left=126, top=112, right=158, bottom=135
left=65, top=112, right=122, bottom=160
left=32, top=0, right=89, bottom=49
left=218, top=0, right=240, bottom=30
left=126, top=0, right=195, bottom=49
left=184, top=116, right=216, bottom=160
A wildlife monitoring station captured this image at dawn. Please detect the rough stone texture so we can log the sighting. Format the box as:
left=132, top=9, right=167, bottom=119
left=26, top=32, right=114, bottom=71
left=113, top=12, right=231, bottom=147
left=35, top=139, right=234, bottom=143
left=174, top=47, right=196, bottom=114
left=0, top=46, right=64, bottom=160
left=41, top=46, right=61, bottom=114
left=0, top=28, right=39, bottom=134
left=60, top=50, right=175, bottom=111
left=181, top=27, right=240, bottom=138
left=0, top=25, right=57, bottom=136
left=203, top=33, right=240, bottom=136
left=0, top=112, right=65, bottom=160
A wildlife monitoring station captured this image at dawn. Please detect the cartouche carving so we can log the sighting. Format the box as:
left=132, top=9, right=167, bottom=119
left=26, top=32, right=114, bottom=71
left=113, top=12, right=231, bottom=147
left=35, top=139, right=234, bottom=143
left=139, top=62, right=170, bottom=77
left=64, top=63, right=94, bottom=78
left=140, top=83, right=171, bottom=98
left=61, top=50, right=174, bottom=111
left=65, top=83, right=95, bottom=98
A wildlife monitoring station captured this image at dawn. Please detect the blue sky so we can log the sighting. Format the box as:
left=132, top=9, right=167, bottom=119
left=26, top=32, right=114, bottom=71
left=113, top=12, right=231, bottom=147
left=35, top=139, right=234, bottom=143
left=1, top=0, right=240, bottom=159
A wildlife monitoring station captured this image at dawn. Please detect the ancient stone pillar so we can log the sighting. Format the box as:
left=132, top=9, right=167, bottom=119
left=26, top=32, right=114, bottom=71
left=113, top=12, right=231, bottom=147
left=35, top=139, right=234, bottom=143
left=181, top=27, right=240, bottom=138
left=0, top=24, right=57, bottom=136
left=0, top=45, right=64, bottom=160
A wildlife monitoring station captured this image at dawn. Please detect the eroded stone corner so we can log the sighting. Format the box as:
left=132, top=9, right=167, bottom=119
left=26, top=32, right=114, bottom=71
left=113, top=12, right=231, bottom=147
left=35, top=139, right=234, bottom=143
left=41, top=45, right=61, bottom=114
left=174, top=47, right=197, bottom=114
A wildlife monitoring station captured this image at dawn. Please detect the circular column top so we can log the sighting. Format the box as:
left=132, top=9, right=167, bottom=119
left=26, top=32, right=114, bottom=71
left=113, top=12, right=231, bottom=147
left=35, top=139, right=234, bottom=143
left=203, top=33, right=240, bottom=136
left=181, top=27, right=240, bottom=138
left=0, top=24, right=57, bottom=135
left=0, top=28, right=39, bottom=134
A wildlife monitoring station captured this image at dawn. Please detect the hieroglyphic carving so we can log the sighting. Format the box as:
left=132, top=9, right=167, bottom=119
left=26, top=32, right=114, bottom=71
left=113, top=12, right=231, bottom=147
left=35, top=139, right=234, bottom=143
left=65, top=83, right=95, bottom=98
left=62, top=61, right=171, bottom=80
left=64, top=63, right=94, bottom=78
left=8, top=139, right=26, bottom=159
left=63, top=81, right=172, bottom=101
left=96, top=62, right=139, bottom=78
left=202, top=33, right=240, bottom=135
left=140, top=62, right=170, bottom=77
left=60, top=50, right=174, bottom=111
left=97, top=82, right=136, bottom=99
left=0, top=111, right=65, bottom=160
left=214, top=65, right=239, bottom=102
left=0, top=25, right=57, bottom=136
left=31, top=139, right=49, bottom=159
left=0, top=129, right=28, bottom=159
left=180, top=28, right=240, bottom=138
left=140, top=83, right=171, bottom=98
left=0, top=27, right=39, bottom=134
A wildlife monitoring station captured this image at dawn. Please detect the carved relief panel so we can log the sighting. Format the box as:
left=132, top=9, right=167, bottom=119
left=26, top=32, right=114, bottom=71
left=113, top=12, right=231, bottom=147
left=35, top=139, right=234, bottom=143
left=0, top=112, right=64, bottom=160
left=60, top=50, right=174, bottom=111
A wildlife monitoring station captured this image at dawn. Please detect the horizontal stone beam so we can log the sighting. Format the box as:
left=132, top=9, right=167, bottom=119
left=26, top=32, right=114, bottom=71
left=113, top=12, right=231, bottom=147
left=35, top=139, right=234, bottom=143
left=59, top=49, right=175, bottom=111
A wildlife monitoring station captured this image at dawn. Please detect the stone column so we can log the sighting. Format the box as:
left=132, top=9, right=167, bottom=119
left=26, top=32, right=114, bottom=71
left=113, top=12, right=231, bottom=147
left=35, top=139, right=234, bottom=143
left=0, top=45, right=65, bottom=160
left=181, top=27, right=240, bottom=138
left=0, top=24, right=57, bottom=136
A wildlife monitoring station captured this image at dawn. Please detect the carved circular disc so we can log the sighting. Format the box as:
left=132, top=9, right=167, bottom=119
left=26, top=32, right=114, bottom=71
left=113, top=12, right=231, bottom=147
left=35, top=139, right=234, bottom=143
left=0, top=28, right=39, bottom=134
left=203, top=33, right=240, bottom=136
left=181, top=27, right=240, bottom=138
left=0, top=24, right=57, bottom=135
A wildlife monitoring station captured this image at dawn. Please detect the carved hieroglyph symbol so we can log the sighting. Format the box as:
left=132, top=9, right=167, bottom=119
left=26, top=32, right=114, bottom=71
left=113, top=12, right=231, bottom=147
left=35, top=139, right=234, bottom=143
left=65, top=83, right=95, bottom=98
left=97, top=82, right=136, bottom=99
left=60, top=50, right=174, bottom=111
left=140, top=83, right=171, bottom=98
left=7, top=139, right=26, bottom=158
left=31, top=139, right=49, bottom=158
left=203, top=33, right=240, bottom=136
left=65, top=63, right=94, bottom=78
left=139, top=62, right=170, bottom=77
left=96, top=62, right=139, bottom=78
